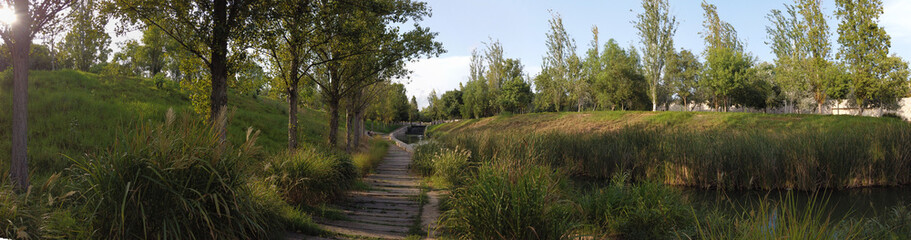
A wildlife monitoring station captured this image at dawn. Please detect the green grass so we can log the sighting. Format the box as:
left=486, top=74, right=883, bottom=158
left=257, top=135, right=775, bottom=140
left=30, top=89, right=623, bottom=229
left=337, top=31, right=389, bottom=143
left=0, top=70, right=357, bottom=238
left=0, top=70, right=337, bottom=178
left=352, top=137, right=391, bottom=176
left=262, top=145, right=358, bottom=206
left=430, top=111, right=911, bottom=190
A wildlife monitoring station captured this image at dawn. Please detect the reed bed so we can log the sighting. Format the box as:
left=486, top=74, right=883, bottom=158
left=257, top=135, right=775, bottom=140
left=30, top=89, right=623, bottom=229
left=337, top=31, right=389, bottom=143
left=435, top=122, right=911, bottom=190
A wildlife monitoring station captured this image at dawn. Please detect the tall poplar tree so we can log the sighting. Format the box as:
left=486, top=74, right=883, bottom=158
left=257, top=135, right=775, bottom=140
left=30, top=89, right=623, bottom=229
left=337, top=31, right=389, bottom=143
left=634, top=0, right=677, bottom=111
left=835, top=0, right=906, bottom=114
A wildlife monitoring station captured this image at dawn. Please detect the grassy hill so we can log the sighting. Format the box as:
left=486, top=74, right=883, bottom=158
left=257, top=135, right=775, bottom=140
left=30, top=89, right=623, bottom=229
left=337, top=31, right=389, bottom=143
left=428, top=111, right=911, bottom=190
left=0, top=70, right=333, bottom=178
left=431, top=110, right=908, bottom=136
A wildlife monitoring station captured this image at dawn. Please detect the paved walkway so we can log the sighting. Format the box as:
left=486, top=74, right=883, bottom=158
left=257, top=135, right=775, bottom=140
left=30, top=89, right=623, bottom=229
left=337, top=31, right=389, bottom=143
left=312, top=145, right=423, bottom=239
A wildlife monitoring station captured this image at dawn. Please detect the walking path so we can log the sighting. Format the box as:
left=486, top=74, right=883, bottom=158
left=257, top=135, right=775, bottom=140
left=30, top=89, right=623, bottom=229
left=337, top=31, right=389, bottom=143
left=312, top=145, right=425, bottom=239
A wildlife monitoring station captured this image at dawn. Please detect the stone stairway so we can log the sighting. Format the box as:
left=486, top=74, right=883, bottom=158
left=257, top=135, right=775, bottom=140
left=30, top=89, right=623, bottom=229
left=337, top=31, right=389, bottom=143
left=312, top=146, right=423, bottom=239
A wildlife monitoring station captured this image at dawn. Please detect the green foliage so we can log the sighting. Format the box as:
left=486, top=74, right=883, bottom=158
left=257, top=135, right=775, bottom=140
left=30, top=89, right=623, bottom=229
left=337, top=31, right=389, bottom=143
left=665, top=49, right=702, bottom=109
left=262, top=145, right=357, bottom=206
left=431, top=148, right=471, bottom=187
left=69, top=111, right=281, bottom=239
left=591, top=39, right=650, bottom=110
left=537, top=11, right=576, bottom=112
left=440, top=164, right=575, bottom=240
left=578, top=176, right=692, bottom=240
left=367, top=83, right=411, bottom=123
left=411, top=141, right=447, bottom=176
left=58, top=0, right=111, bottom=72
left=635, top=0, right=677, bottom=111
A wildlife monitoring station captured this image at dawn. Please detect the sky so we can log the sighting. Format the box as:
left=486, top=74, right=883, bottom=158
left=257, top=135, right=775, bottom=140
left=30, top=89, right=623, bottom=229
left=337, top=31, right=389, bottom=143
left=402, top=0, right=911, bottom=108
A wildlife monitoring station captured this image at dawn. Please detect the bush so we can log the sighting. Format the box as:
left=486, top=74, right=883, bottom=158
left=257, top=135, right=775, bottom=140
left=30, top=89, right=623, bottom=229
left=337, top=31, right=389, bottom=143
left=440, top=163, right=576, bottom=239
left=263, top=145, right=357, bottom=206
left=352, top=138, right=390, bottom=176
left=432, top=147, right=471, bottom=186
left=578, top=175, right=692, bottom=240
left=411, top=141, right=446, bottom=176
left=69, top=109, right=281, bottom=239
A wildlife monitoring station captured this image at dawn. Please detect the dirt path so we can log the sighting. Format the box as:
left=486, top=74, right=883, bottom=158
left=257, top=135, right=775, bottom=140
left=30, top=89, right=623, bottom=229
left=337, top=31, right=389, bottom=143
left=312, top=145, right=425, bottom=239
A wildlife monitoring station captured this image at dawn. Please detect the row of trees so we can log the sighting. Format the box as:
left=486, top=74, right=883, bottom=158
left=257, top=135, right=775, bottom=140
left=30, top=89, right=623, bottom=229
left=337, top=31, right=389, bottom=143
left=422, top=39, right=534, bottom=120
left=421, top=0, right=909, bottom=121
left=1, top=0, right=442, bottom=191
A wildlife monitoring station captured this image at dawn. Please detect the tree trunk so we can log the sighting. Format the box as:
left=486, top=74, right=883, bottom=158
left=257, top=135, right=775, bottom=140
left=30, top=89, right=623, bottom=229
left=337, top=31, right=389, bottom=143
left=10, top=0, right=31, bottom=192
left=345, top=110, right=353, bottom=152
left=328, top=98, right=340, bottom=147
left=210, top=0, right=229, bottom=143
left=287, top=83, right=299, bottom=150
left=683, top=96, right=688, bottom=112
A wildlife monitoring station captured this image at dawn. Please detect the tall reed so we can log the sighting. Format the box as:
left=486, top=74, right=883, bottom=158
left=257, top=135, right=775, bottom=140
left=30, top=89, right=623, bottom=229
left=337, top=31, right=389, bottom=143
left=434, top=121, right=911, bottom=190
left=69, top=109, right=281, bottom=239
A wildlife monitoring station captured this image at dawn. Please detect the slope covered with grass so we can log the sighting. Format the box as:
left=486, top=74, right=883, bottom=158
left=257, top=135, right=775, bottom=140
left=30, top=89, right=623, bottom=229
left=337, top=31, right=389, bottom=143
left=429, top=111, right=911, bottom=190
left=0, top=70, right=333, bottom=177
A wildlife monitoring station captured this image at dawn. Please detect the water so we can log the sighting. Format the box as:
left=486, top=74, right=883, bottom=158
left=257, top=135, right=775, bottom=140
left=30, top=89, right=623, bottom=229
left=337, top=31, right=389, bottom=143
left=397, top=134, right=424, bottom=144
left=680, top=187, right=911, bottom=219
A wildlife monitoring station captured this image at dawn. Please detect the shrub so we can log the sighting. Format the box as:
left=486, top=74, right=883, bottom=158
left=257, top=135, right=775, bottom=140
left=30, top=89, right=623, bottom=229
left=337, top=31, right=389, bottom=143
left=69, top=109, right=281, bottom=239
left=432, top=147, right=471, bottom=186
left=440, top=163, right=576, bottom=239
left=411, top=141, right=446, bottom=176
left=352, top=138, right=390, bottom=176
left=578, top=175, right=692, bottom=240
left=263, top=145, right=357, bottom=206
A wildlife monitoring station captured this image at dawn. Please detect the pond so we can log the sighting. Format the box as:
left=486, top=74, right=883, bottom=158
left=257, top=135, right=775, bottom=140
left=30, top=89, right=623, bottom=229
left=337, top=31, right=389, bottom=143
left=680, top=186, right=911, bottom=220
left=396, top=134, right=424, bottom=144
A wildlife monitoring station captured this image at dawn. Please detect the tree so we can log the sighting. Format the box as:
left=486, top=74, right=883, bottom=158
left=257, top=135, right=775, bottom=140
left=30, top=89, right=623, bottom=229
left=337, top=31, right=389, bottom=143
left=496, top=60, right=532, bottom=114
left=462, top=48, right=491, bottom=118
left=835, top=0, right=901, bottom=114
left=538, top=10, right=575, bottom=112
left=111, top=0, right=265, bottom=140
left=635, top=0, right=677, bottom=111
left=0, top=0, right=74, bottom=191
left=408, top=96, right=419, bottom=121
left=259, top=0, right=322, bottom=150
left=593, top=39, right=648, bottom=110
left=58, top=0, right=110, bottom=72
left=309, top=0, right=442, bottom=147
left=439, top=89, right=462, bottom=119
left=767, top=0, right=832, bottom=113
left=767, top=6, right=807, bottom=112
left=665, top=49, right=701, bottom=111
left=701, top=1, right=751, bottom=112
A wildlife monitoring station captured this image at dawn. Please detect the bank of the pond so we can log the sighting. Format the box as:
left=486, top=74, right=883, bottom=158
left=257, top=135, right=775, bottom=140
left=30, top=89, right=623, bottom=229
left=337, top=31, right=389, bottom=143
left=680, top=186, right=911, bottom=220
left=429, top=111, right=911, bottom=190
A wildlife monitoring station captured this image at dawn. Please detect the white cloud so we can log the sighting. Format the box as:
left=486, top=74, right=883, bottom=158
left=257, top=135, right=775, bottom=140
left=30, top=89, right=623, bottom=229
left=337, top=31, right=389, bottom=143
left=398, top=55, right=471, bottom=109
